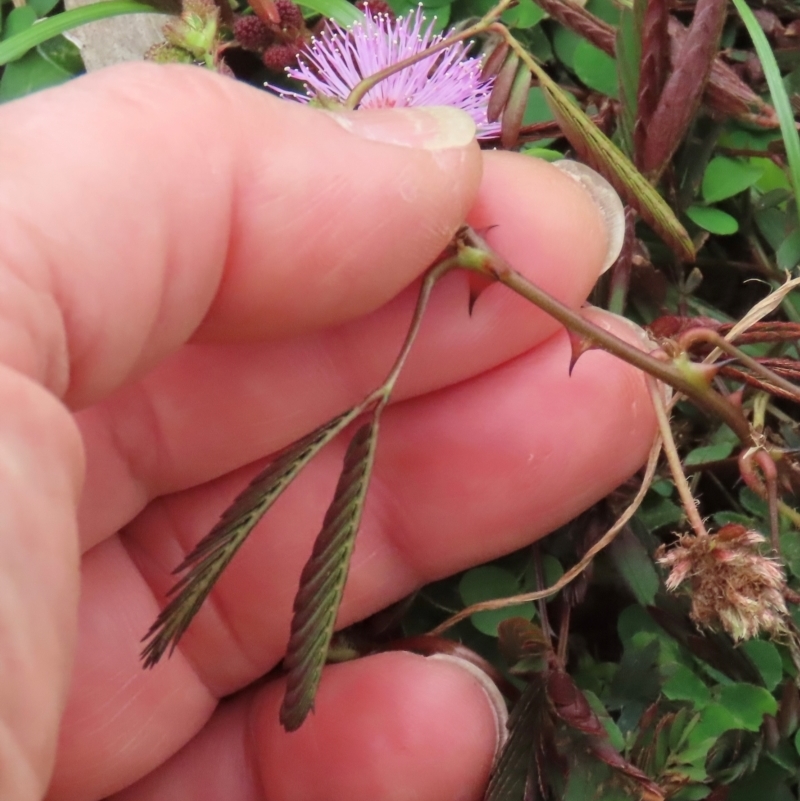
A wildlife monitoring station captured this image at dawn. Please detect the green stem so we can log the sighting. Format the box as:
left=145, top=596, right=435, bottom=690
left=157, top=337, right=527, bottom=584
left=0, top=1, right=167, bottom=66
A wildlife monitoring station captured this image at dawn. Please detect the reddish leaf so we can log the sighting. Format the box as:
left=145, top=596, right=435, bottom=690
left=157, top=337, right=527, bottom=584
left=671, top=18, right=778, bottom=128
left=488, top=51, right=520, bottom=123
left=481, top=39, right=510, bottom=81
left=641, top=0, right=728, bottom=178
left=547, top=670, right=606, bottom=736
left=585, top=737, right=664, bottom=799
left=530, top=0, right=615, bottom=56
left=548, top=669, right=665, bottom=799
left=534, top=71, right=695, bottom=260
left=250, top=0, right=281, bottom=24
left=280, top=416, right=380, bottom=731
left=501, top=64, right=533, bottom=148
left=647, top=314, right=723, bottom=339
left=606, top=205, right=636, bottom=313
left=634, top=0, right=670, bottom=165
left=497, top=618, right=549, bottom=673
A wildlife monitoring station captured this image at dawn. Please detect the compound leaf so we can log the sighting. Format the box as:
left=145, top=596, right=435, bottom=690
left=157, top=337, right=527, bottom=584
left=141, top=407, right=357, bottom=667
left=280, top=412, right=381, bottom=730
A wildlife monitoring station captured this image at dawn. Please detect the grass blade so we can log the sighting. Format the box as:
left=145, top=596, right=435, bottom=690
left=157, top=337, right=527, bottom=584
left=280, top=412, right=381, bottom=731
left=0, top=1, right=165, bottom=65
left=141, top=408, right=357, bottom=667
left=298, top=0, right=363, bottom=26
left=731, top=0, right=800, bottom=231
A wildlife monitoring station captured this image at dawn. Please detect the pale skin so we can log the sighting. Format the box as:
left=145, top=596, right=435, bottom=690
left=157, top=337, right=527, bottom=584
left=0, top=62, right=657, bottom=801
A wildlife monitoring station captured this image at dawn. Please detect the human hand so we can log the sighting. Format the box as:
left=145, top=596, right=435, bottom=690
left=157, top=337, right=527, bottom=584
left=0, top=63, right=655, bottom=801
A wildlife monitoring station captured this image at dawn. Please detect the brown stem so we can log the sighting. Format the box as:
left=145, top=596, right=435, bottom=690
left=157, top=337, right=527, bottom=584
left=680, top=328, right=800, bottom=402
left=458, top=228, right=754, bottom=445
left=647, top=376, right=709, bottom=538
left=427, top=437, right=662, bottom=636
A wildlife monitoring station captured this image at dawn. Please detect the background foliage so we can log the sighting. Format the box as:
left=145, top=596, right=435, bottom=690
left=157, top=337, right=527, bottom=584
left=2, top=0, right=800, bottom=797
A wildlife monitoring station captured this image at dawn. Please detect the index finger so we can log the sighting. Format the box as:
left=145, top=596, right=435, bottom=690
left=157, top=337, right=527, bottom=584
left=0, top=62, right=482, bottom=408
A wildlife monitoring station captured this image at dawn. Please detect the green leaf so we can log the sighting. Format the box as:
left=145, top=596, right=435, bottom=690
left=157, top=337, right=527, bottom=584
left=754, top=158, right=792, bottom=194
left=552, top=24, right=583, bottom=70
left=662, top=663, right=712, bottom=707
left=0, top=48, right=72, bottom=101
left=521, top=146, right=563, bottom=161
left=739, top=487, right=768, bottom=518
left=779, top=531, right=800, bottom=578
left=608, top=525, right=659, bottom=605
left=3, top=6, right=37, bottom=41
left=718, top=683, right=778, bottom=731
left=636, top=492, right=684, bottom=530
left=522, top=85, right=557, bottom=126
left=617, top=604, right=663, bottom=647
left=731, top=0, right=800, bottom=233
left=573, top=39, right=618, bottom=98
left=686, top=205, right=739, bottom=235
left=37, top=35, right=84, bottom=75
left=141, top=408, right=357, bottom=669
left=776, top=227, right=800, bottom=271
left=615, top=2, right=641, bottom=158
left=502, top=0, right=546, bottom=29
left=582, top=688, right=626, bottom=750
left=299, top=0, right=363, bottom=25
left=740, top=640, right=783, bottom=691
left=459, top=565, right=535, bottom=636
left=701, top=156, right=764, bottom=203
left=673, top=787, right=711, bottom=801
left=681, top=702, right=742, bottom=760
left=588, top=0, right=620, bottom=25
left=29, top=0, right=62, bottom=16
left=684, top=441, right=736, bottom=466
left=280, top=413, right=382, bottom=731
left=0, top=1, right=167, bottom=66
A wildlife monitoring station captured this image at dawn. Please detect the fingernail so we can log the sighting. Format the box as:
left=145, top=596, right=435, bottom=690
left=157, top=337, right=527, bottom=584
left=553, top=160, right=625, bottom=274
left=583, top=306, right=657, bottom=351
left=428, top=654, right=509, bottom=758
left=324, top=106, right=477, bottom=150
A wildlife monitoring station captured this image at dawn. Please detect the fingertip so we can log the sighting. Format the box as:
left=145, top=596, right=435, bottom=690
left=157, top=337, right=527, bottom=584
left=254, top=652, right=499, bottom=801
left=472, top=152, right=612, bottom=287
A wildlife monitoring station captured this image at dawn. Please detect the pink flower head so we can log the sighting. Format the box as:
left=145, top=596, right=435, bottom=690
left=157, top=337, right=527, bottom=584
left=276, top=5, right=500, bottom=138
